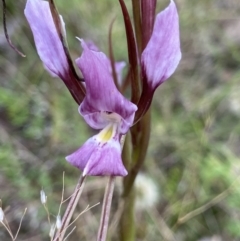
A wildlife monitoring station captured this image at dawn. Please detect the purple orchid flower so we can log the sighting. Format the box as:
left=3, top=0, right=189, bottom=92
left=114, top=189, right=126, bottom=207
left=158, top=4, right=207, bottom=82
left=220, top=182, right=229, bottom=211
left=24, top=0, right=136, bottom=177
left=24, top=0, right=181, bottom=176
left=66, top=40, right=137, bottom=176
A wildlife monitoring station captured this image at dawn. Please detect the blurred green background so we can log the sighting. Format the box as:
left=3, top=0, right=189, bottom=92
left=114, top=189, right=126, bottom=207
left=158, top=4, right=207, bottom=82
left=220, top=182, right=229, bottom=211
left=1, top=0, right=240, bottom=240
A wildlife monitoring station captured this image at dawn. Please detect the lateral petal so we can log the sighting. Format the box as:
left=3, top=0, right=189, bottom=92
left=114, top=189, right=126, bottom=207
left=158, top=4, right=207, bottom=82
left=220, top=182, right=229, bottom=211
left=24, top=0, right=69, bottom=78
left=141, top=0, right=181, bottom=90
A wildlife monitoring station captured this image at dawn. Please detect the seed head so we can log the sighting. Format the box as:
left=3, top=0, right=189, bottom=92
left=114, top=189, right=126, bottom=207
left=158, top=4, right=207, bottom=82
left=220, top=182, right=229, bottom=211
left=56, top=215, right=62, bottom=230
left=0, top=207, right=4, bottom=222
left=40, top=190, right=47, bottom=204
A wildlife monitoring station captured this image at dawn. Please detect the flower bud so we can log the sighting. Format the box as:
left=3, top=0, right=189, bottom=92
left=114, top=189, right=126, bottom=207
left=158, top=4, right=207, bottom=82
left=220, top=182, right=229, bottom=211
left=56, top=215, right=62, bottom=230
left=40, top=190, right=47, bottom=204
left=0, top=207, right=4, bottom=222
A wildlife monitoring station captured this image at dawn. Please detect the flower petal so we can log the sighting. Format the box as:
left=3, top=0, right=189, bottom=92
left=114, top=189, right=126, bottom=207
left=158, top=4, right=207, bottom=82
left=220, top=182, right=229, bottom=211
left=65, top=137, right=96, bottom=171
left=141, top=0, right=181, bottom=90
left=84, top=41, right=126, bottom=85
left=66, top=135, right=127, bottom=176
left=24, top=0, right=69, bottom=78
left=76, top=40, right=137, bottom=134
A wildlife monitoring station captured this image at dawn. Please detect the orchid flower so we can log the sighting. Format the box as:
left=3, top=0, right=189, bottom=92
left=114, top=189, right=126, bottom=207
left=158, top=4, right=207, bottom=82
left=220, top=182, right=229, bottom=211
left=24, top=0, right=182, bottom=239
left=25, top=0, right=137, bottom=176
left=66, top=40, right=137, bottom=176
left=24, top=0, right=180, bottom=177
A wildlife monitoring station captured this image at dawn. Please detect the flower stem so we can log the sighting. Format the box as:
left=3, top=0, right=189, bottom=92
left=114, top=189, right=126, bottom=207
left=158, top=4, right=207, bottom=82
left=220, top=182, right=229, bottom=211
left=97, top=176, right=115, bottom=241
left=97, top=135, right=126, bottom=241
left=120, top=188, right=135, bottom=241
left=124, top=109, right=151, bottom=197
left=119, top=109, right=151, bottom=241
left=53, top=175, right=86, bottom=241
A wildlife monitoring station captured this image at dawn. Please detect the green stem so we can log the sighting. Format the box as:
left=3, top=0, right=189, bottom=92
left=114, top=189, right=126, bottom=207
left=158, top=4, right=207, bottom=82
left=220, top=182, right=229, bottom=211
left=119, top=109, right=151, bottom=241
left=122, top=132, right=132, bottom=171
left=120, top=188, right=136, bottom=241
left=124, top=109, right=151, bottom=197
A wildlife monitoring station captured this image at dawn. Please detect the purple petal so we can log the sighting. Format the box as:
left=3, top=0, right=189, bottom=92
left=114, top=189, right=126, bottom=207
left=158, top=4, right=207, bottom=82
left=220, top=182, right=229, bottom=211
left=85, top=40, right=100, bottom=52
left=76, top=40, right=137, bottom=134
left=65, top=137, right=96, bottom=171
left=82, top=41, right=126, bottom=85
left=24, top=0, right=69, bottom=78
left=141, top=0, right=181, bottom=90
left=66, top=135, right=127, bottom=176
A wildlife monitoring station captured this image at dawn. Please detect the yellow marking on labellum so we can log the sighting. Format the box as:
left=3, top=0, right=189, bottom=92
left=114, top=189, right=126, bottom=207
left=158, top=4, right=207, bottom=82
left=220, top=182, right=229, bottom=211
left=98, top=124, right=115, bottom=142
